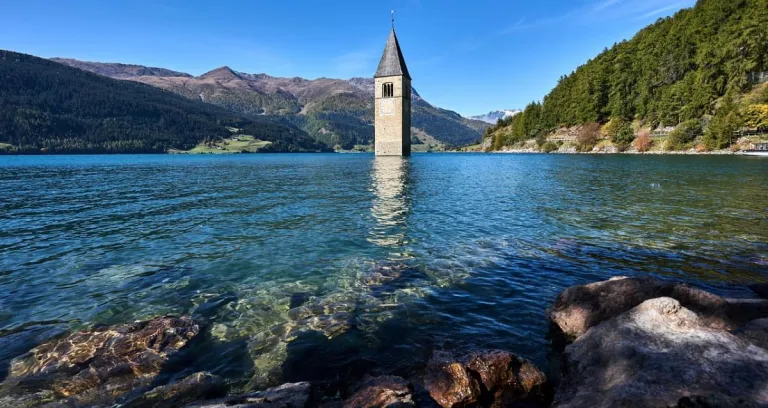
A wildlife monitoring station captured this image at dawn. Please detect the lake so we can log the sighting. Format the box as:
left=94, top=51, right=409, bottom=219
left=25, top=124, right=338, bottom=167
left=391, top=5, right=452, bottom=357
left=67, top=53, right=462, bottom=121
left=1, top=153, right=766, bottom=386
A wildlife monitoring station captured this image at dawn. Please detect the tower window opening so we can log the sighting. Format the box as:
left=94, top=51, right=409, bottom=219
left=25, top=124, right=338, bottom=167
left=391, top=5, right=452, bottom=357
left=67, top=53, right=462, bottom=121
left=383, top=82, right=394, bottom=98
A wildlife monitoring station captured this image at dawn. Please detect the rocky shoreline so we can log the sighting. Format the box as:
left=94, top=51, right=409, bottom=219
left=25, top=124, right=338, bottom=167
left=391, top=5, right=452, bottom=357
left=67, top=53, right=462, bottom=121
left=494, top=147, right=743, bottom=155
left=2, top=276, right=768, bottom=407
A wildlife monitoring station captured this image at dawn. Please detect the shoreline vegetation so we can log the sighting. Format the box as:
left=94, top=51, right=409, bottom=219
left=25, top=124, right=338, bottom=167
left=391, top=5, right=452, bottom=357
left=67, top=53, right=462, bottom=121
left=3, top=276, right=768, bottom=407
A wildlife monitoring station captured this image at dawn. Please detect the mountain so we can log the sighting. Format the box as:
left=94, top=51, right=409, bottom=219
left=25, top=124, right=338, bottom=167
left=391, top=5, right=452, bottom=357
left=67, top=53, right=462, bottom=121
left=49, top=58, right=192, bottom=79
left=469, top=110, right=522, bottom=124
left=487, top=0, right=768, bottom=151
left=51, top=59, right=489, bottom=149
left=0, top=51, right=329, bottom=154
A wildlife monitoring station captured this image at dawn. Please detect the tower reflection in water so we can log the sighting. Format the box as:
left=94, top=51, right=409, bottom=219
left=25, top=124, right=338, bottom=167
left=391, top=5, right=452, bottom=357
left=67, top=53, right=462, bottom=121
left=368, top=156, right=412, bottom=255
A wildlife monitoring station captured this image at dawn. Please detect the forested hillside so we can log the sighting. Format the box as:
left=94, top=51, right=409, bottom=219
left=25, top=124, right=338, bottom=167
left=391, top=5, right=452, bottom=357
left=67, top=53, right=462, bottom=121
left=0, top=51, right=329, bottom=154
left=487, top=0, right=768, bottom=151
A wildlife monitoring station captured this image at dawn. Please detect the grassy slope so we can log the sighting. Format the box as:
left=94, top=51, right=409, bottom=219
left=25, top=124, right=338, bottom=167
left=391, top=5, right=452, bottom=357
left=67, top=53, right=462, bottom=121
left=170, top=135, right=272, bottom=154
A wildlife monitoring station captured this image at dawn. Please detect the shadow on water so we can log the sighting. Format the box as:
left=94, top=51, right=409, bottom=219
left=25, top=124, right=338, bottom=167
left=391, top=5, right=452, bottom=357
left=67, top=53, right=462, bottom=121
left=278, top=290, right=434, bottom=401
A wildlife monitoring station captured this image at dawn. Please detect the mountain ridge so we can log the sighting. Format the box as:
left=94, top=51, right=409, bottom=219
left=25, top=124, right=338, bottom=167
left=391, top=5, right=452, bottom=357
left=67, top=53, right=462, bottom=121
left=51, top=58, right=488, bottom=149
left=2, top=51, right=329, bottom=154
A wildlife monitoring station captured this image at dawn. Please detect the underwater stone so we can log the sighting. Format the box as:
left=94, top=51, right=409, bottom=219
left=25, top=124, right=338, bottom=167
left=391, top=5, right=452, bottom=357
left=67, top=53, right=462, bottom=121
left=184, top=381, right=311, bottom=408
left=2, top=316, right=199, bottom=406
left=121, top=372, right=226, bottom=408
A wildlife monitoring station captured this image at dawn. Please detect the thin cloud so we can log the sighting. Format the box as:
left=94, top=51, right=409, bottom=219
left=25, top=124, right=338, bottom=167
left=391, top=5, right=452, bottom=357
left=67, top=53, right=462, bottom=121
left=635, top=3, right=686, bottom=20
left=499, top=13, right=573, bottom=34
left=593, top=0, right=623, bottom=11
left=500, top=0, right=694, bottom=34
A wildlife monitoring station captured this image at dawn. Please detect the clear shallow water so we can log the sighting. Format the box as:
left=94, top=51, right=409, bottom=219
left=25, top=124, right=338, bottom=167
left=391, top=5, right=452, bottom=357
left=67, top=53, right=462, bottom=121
left=1, top=153, right=767, bottom=385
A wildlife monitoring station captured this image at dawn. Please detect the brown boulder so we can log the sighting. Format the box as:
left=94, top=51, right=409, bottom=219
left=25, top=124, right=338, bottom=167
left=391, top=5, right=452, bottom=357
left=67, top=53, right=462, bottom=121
left=343, top=375, right=414, bottom=408
left=1, top=316, right=200, bottom=406
left=425, top=351, right=480, bottom=408
left=424, top=350, right=547, bottom=408
left=553, top=297, right=768, bottom=408
left=463, top=350, right=547, bottom=405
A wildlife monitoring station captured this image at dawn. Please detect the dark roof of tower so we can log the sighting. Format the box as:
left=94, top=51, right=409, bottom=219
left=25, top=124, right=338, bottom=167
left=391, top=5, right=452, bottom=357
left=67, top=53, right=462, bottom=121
left=374, top=29, right=411, bottom=80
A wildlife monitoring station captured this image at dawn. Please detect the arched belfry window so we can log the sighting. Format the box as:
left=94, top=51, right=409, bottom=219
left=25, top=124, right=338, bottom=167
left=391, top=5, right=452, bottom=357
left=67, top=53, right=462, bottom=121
left=383, top=82, right=394, bottom=98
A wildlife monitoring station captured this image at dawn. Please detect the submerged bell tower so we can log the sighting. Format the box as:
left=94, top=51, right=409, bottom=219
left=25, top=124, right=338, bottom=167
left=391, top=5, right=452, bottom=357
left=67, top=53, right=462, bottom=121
left=374, top=12, right=411, bottom=156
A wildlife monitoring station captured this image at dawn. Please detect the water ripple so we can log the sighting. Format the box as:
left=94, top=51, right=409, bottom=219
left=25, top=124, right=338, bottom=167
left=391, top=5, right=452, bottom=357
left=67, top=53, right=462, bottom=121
left=0, top=153, right=766, bottom=381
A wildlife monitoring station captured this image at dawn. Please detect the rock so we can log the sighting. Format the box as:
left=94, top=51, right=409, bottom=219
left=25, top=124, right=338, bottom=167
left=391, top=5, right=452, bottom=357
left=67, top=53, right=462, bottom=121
left=424, top=350, right=547, bottom=408
left=121, top=372, right=226, bottom=408
left=184, top=381, right=311, bottom=408
left=673, top=394, right=759, bottom=407
left=749, top=283, right=768, bottom=299
left=1, top=316, right=200, bottom=406
left=725, top=298, right=768, bottom=325
left=462, top=350, right=547, bottom=405
left=0, top=323, right=67, bottom=382
left=553, top=297, right=768, bottom=408
left=343, top=375, right=414, bottom=408
left=548, top=277, right=756, bottom=341
left=550, top=277, right=669, bottom=340
left=424, top=351, right=480, bottom=408
left=734, top=318, right=768, bottom=350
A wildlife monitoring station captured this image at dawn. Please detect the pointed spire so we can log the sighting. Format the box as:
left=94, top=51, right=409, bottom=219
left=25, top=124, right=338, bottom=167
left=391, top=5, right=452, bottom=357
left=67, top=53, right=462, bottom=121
left=374, top=27, right=411, bottom=80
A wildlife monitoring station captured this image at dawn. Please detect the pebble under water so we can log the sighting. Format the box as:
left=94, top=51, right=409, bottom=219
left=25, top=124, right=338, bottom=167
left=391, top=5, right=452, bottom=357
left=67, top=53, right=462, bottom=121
left=1, top=153, right=766, bottom=388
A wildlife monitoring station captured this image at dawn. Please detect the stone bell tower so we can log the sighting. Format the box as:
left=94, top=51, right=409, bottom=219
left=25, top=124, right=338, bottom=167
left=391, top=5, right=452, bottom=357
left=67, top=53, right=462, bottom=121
left=374, top=19, right=411, bottom=156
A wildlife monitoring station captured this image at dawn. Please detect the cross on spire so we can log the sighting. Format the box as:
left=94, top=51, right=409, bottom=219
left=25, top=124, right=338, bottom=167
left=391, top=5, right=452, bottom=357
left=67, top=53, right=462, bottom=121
left=391, top=10, right=395, bottom=29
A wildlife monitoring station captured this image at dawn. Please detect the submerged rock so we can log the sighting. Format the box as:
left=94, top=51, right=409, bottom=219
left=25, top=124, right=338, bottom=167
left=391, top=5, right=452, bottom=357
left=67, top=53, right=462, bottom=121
left=553, top=297, right=768, bottom=408
left=343, top=375, right=414, bottom=408
left=121, top=372, right=226, bottom=408
left=548, top=276, right=765, bottom=341
left=424, top=350, right=547, bottom=408
left=1, top=316, right=200, bottom=406
left=185, top=381, right=311, bottom=408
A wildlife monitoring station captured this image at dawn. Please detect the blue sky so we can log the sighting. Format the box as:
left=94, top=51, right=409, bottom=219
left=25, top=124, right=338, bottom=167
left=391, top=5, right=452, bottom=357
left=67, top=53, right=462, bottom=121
left=1, top=0, right=695, bottom=116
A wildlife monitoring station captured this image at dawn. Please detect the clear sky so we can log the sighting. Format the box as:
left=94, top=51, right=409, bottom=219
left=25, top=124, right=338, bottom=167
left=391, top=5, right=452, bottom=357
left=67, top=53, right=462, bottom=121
left=1, top=0, right=695, bottom=116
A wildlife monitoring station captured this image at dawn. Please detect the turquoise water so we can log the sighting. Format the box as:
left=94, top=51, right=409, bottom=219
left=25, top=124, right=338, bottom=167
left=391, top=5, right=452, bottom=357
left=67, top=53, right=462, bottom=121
left=1, top=153, right=767, bottom=385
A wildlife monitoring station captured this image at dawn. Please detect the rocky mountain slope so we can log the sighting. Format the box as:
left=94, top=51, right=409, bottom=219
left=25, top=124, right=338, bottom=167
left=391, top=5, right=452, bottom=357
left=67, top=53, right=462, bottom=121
left=51, top=59, right=489, bottom=149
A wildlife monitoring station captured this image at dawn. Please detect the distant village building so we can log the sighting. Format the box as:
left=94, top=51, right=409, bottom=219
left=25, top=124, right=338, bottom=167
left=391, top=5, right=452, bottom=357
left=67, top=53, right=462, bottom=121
left=374, top=20, right=411, bottom=156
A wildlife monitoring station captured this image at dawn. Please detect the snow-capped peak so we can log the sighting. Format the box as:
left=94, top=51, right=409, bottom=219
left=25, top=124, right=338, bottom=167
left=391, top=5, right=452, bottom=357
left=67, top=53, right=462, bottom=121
left=469, top=109, right=522, bottom=124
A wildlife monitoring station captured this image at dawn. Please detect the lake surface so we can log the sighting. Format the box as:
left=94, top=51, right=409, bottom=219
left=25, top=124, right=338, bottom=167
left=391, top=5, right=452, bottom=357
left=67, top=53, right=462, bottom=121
left=1, top=153, right=767, bottom=386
